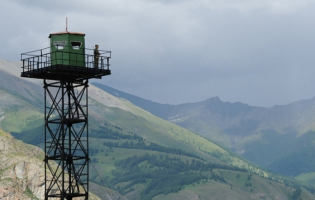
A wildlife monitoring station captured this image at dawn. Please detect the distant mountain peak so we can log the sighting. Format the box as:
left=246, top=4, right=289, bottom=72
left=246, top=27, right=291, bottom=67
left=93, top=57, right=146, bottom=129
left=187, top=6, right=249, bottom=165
left=207, top=96, right=221, bottom=102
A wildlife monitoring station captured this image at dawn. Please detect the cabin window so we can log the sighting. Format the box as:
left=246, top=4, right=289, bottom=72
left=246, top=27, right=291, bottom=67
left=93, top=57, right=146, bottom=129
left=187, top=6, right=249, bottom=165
left=71, top=41, right=82, bottom=50
left=54, top=41, right=67, bottom=50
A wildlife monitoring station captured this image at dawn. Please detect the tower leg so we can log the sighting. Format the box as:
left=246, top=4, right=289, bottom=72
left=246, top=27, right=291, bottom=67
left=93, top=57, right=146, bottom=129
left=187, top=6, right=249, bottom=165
left=44, top=79, right=89, bottom=199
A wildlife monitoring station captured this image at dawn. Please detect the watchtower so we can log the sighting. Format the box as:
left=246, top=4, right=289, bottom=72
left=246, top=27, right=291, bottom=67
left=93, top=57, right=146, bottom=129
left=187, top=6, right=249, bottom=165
left=21, top=30, right=111, bottom=199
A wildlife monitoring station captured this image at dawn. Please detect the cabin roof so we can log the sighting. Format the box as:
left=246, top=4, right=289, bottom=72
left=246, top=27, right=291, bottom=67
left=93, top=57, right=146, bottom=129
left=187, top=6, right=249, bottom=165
left=49, top=31, right=85, bottom=38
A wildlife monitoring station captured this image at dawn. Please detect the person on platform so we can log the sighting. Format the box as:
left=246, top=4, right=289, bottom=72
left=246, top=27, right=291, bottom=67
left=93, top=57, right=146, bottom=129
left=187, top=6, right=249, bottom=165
left=94, top=44, right=100, bottom=69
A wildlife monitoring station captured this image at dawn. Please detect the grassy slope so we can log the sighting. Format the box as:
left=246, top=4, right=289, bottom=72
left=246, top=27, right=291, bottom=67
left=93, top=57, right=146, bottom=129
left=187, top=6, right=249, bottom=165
left=0, top=88, right=43, bottom=134
left=93, top=84, right=315, bottom=186
left=154, top=170, right=315, bottom=200
left=0, top=74, right=313, bottom=199
left=89, top=142, right=315, bottom=200
left=296, top=173, right=315, bottom=185
left=86, top=97, right=315, bottom=199
left=88, top=100, right=224, bottom=164
left=240, top=130, right=315, bottom=177
left=116, top=98, right=270, bottom=176
left=1, top=110, right=43, bottom=133
left=2, top=96, right=314, bottom=199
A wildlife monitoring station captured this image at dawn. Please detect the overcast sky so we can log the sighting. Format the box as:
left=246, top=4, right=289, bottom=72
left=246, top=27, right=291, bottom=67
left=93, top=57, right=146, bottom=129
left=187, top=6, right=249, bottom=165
left=1, top=0, right=315, bottom=107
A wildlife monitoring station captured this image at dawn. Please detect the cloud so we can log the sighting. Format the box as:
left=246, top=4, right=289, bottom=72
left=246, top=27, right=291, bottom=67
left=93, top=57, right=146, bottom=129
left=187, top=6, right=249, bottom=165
left=2, top=0, right=315, bottom=106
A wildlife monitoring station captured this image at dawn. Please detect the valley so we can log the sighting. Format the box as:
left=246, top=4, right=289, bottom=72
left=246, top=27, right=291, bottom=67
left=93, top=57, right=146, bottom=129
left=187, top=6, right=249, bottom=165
left=0, top=59, right=315, bottom=199
left=94, top=82, right=315, bottom=185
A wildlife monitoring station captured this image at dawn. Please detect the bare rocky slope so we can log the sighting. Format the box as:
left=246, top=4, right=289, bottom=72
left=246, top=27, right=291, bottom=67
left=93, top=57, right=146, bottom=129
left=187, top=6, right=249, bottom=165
left=0, top=128, right=103, bottom=200
left=0, top=128, right=45, bottom=199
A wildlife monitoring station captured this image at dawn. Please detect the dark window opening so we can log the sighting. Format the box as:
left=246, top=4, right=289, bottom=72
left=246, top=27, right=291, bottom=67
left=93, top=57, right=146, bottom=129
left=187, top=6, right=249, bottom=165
left=71, top=41, right=82, bottom=50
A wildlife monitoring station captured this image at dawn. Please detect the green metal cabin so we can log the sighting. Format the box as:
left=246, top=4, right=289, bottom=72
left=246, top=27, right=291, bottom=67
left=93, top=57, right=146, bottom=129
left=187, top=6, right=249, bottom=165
left=21, top=30, right=111, bottom=81
left=49, top=31, right=86, bottom=67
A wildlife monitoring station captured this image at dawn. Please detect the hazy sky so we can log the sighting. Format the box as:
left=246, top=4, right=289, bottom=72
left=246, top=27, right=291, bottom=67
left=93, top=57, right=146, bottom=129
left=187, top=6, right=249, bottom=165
left=1, top=0, right=315, bottom=107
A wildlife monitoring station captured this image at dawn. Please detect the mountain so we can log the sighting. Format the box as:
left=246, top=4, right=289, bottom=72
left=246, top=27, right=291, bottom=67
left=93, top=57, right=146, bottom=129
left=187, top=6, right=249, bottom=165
left=91, top=83, right=173, bottom=119
left=0, top=128, right=45, bottom=199
left=0, top=129, right=102, bottom=200
left=92, top=83, right=315, bottom=183
left=1, top=59, right=315, bottom=199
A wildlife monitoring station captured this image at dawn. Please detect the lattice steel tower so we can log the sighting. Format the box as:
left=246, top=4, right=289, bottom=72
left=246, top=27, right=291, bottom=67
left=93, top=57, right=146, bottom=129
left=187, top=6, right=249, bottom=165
left=21, top=30, right=111, bottom=199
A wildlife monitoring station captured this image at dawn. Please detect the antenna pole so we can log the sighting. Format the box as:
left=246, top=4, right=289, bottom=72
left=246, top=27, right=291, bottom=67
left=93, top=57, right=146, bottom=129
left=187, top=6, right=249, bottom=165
left=66, top=17, right=68, bottom=31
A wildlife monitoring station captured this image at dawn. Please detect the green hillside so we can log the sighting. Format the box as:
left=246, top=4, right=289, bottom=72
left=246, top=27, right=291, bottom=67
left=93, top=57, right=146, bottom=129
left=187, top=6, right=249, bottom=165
left=86, top=97, right=315, bottom=199
left=1, top=59, right=315, bottom=199
left=6, top=89, right=314, bottom=199
left=93, top=83, right=315, bottom=186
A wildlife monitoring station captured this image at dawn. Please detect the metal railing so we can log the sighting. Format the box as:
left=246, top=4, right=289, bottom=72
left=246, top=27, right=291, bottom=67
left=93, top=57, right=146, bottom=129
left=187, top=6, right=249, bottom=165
left=21, top=47, right=111, bottom=73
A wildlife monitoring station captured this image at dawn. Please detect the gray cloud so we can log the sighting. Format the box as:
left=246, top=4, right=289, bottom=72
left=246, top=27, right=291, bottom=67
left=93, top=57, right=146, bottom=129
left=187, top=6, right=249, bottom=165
left=2, top=0, right=315, bottom=107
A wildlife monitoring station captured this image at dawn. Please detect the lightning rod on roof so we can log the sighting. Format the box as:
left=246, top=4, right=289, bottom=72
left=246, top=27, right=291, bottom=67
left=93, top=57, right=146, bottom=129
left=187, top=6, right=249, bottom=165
left=66, top=17, right=68, bottom=31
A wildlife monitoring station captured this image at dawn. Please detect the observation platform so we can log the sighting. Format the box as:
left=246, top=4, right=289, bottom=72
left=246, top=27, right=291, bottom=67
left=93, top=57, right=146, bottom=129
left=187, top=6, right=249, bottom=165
left=21, top=47, right=111, bottom=82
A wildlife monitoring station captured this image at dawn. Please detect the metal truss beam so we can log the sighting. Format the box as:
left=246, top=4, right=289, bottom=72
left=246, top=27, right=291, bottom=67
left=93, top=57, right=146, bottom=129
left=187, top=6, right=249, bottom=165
left=44, top=80, right=89, bottom=200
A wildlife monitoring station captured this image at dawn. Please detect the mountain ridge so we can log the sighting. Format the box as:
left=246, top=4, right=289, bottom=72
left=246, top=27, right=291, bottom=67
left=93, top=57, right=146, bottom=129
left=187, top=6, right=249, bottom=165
left=1, top=59, right=315, bottom=199
left=92, top=82, right=315, bottom=183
